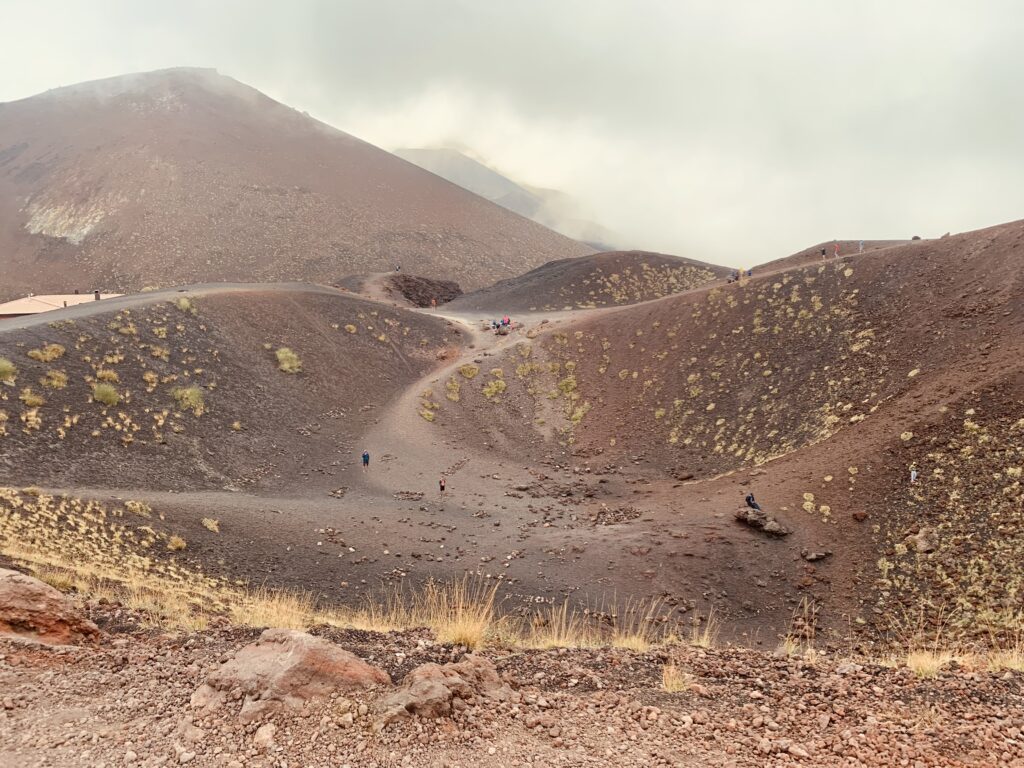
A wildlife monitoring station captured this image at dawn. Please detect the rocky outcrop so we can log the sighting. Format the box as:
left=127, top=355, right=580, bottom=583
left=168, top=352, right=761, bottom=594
left=734, top=507, right=791, bottom=536
left=191, top=628, right=390, bottom=723
left=0, top=568, right=99, bottom=645
left=378, top=654, right=515, bottom=726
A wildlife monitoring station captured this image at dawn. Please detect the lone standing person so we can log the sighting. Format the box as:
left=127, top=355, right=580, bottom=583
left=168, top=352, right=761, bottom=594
left=361, top=449, right=370, bottom=472
left=821, top=247, right=827, bottom=261
left=859, top=240, right=865, bottom=253
left=910, top=467, right=918, bottom=484
left=439, top=476, right=446, bottom=498
left=834, top=241, right=840, bottom=258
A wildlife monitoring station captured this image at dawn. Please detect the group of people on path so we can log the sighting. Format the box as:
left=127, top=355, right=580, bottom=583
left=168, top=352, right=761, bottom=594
left=360, top=449, right=447, bottom=498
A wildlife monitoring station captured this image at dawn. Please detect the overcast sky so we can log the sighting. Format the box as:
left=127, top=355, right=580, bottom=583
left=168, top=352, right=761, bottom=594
left=1, top=0, right=1021, bottom=265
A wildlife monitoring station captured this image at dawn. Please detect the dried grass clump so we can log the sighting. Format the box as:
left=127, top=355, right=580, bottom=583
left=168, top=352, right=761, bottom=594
left=275, top=347, right=302, bottom=373
left=458, top=364, right=480, bottom=379
left=92, top=382, right=121, bottom=407
left=662, top=664, right=694, bottom=692
left=41, top=370, right=68, bottom=389
left=124, top=500, right=151, bottom=518
left=95, top=368, right=120, bottom=383
left=19, top=388, right=45, bottom=407
left=167, top=535, right=187, bottom=552
left=27, top=343, right=65, bottom=362
left=201, top=517, right=220, bottom=533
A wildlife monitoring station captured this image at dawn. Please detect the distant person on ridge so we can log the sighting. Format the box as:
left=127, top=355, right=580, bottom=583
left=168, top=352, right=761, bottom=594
left=834, top=242, right=840, bottom=258
left=859, top=240, right=865, bottom=253
left=745, top=492, right=762, bottom=512
left=821, top=247, right=827, bottom=261
left=361, top=450, right=370, bottom=471
left=439, top=476, right=446, bottom=498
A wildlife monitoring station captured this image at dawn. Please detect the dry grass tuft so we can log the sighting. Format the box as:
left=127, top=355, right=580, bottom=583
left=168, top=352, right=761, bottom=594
left=19, top=388, right=46, bottom=407
left=458, top=364, right=480, bottom=379
left=275, top=347, right=302, bottom=373
left=27, top=343, right=65, bottom=362
left=41, top=370, right=68, bottom=389
left=689, top=608, right=720, bottom=649
left=523, top=601, right=601, bottom=649
left=95, top=368, right=120, bottom=383
left=905, top=648, right=958, bottom=678
left=167, top=535, right=187, bottom=552
left=124, top=500, right=151, bottom=517
left=91, top=382, right=121, bottom=407
left=231, top=586, right=315, bottom=630
left=201, top=517, right=220, bottom=533
left=662, top=663, right=694, bottom=692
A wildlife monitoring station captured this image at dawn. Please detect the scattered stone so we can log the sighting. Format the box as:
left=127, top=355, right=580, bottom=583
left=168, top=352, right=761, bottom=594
left=905, top=526, right=939, bottom=553
left=378, top=654, right=514, bottom=726
left=734, top=507, right=790, bottom=536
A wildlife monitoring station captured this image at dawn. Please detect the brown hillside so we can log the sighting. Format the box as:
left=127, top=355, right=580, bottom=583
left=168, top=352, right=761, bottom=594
left=430, top=218, right=1024, bottom=640
left=0, top=284, right=458, bottom=491
left=446, top=250, right=729, bottom=313
left=0, top=68, right=590, bottom=301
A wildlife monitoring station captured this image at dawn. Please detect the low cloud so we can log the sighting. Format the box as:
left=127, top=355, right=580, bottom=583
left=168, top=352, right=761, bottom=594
left=2, top=0, right=1022, bottom=265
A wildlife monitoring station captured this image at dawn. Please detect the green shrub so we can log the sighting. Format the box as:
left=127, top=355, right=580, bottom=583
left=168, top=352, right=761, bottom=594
left=459, top=364, right=480, bottom=379
left=92, top=382, right=121, bottom=407
left=172, top=386, right=205, bottom=416
left=275, top=347, right=302, bottom=374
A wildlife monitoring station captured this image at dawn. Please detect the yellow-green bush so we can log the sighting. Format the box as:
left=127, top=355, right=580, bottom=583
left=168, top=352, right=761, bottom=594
left=92, top=382, right=121, bottom=407
left=275, top=347, right=302, bottom=374
left=172, top=386, right=205, bottom=416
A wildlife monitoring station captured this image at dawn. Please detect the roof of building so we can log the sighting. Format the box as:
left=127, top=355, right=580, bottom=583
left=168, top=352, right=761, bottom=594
left=0, top=293, right=123, bottom=315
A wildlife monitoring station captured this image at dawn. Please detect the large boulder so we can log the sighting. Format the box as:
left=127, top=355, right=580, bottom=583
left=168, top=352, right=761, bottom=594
left=191, top=628, right=390, bottom=723
left=0, top=568, right=99, bottom=645
left=378, top=654, right=515, bottom=726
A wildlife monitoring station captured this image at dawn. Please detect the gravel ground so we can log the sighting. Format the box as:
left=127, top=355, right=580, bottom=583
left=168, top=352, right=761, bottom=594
left=1, top=605, right=1021, bottom=767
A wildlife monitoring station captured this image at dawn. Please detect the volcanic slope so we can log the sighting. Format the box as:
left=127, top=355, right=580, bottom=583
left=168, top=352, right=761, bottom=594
left=429, top=218, right=1024, bottom=641
left=0, top=67, right=590, bottom=300
left=0, top=284, right=459, bottom=491
left=446, top=250, right=730, bottom=313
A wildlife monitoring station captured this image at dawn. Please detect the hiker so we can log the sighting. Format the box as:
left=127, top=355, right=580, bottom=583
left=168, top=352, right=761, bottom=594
left=834, top=242, right=840, bottom=258
left=859, top=240, right=865, bottom=254
left=361, top=450, right=370, bottom=471
left=439, top=477, right=446, bottom=498
left=910, top=467, right=918, bottom=484
left=431, top=297, right=437, bottom=309
left=821, top=247, right=827, bottom=261
left=745, top=492, right=762, bottom=512
left=746, top=268, right=753, bottom=278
